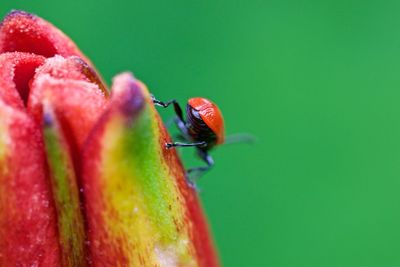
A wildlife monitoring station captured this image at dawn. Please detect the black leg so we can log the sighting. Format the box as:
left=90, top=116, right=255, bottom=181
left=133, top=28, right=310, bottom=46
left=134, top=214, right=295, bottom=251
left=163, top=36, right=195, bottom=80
left=185, top=150, right=214, bottom=191
left=151, top=95, right=184, bottom=122
left=152, top=95, right=193, bottom=141
left=166, top=141, right=207, bottom=149
left=186, top=150, right=214, bottom=181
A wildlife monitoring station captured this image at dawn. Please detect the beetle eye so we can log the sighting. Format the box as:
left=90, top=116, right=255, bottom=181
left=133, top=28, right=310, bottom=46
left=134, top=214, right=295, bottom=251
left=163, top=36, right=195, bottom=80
left=191, top=108, right=201, bottom=119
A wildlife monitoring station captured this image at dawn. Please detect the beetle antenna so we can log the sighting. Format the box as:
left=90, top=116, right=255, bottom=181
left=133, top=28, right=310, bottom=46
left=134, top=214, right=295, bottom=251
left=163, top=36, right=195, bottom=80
left=224, top=133, right=257, bottom=145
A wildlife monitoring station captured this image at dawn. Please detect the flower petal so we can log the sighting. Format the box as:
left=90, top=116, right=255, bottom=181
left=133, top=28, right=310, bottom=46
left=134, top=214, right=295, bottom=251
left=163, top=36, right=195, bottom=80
left=81, top=73, right=219, bottom=266
left=28, top=56, right=107, bottom=150
left=32, top=55, right=108, bottom=95
left=0, top=10, right=107, bottom=87
left=1, top=10, right=87, bottom=59
left=0, top=52, right=45, bottom=109
left=0, top=100, right=61, bottom=266
left=42, top=103, right=86, bottom=266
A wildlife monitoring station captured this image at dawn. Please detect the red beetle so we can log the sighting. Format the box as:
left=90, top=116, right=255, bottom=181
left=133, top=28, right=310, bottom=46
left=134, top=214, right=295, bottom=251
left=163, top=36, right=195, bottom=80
left=152, top=96, right=225, bottom=179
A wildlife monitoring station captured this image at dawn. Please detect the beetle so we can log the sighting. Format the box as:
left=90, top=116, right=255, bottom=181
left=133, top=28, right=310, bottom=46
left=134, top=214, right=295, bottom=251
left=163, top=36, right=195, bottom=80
left=152, top=95, right=224, bottom=180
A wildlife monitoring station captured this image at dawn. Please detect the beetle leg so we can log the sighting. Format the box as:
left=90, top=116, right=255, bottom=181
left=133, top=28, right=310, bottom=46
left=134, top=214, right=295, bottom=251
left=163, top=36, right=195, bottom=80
left=151, top=95, right=184, bottom=122
left=165, top=141, right=207, bottom=149
left=152, top=96, right=195, bottom=145
left=187, top=151, right=214, bottom=174
left=186, top=150, right=214, bottom=187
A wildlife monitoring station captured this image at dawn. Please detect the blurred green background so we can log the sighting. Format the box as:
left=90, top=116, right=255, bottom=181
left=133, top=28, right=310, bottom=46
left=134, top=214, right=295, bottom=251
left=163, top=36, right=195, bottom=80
left=3, top=1, right=400, bottom=266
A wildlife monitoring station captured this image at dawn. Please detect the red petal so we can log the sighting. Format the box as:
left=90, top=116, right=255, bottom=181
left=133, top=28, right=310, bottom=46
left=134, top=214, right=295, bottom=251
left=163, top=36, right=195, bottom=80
left=0, top=10, right=86, bottom=59
left=0, top=52, right=45, bottom=109
left=28, top=56, right=107, bottom=150
left=0, top=10, right=106, bottom=86
left=32, top=55, right=108, bottom=95
left=0, top=100, right=61, bottom=266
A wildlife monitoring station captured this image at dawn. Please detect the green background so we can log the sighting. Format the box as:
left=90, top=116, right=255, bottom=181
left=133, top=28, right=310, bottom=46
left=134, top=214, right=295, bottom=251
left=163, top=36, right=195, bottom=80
left=2, top=1, right=400, bottom=266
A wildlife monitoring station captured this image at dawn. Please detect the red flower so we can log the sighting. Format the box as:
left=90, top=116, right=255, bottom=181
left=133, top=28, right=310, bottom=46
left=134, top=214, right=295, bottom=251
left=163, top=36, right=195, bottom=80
left=0, top=10, right=218, bottom=266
